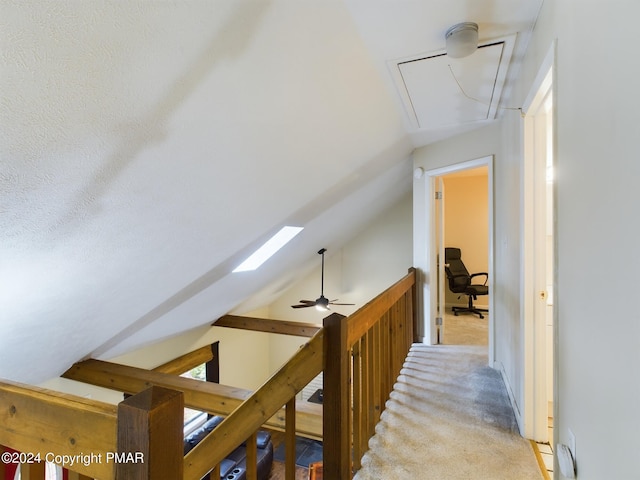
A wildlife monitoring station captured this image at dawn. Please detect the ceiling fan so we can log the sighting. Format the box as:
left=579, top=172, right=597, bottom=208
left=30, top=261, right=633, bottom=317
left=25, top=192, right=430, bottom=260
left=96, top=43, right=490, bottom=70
left=291, top=248, right=355, bottom=311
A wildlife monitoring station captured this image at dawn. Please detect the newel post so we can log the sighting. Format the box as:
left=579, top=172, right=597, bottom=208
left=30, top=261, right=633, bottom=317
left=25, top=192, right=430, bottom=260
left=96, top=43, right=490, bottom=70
left=409, top=267, right=419, bottom=342
left=117, top=386, right=184, bottom=480
left=323, top=312, right=351, bottom=479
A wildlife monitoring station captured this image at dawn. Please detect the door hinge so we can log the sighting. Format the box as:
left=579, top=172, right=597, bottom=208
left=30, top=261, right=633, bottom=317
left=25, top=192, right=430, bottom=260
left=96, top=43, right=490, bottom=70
left=436, top=317, right=443, bottom=326
left=435, top=191, right=443, bottom=200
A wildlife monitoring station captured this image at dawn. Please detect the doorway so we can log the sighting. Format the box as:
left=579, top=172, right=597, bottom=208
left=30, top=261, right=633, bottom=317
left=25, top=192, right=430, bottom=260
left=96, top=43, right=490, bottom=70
left=437, top=167, right=490, bottom=346
left=522, top=54, right=555, bottom=445
left=419, top=156, right=495, bottom=365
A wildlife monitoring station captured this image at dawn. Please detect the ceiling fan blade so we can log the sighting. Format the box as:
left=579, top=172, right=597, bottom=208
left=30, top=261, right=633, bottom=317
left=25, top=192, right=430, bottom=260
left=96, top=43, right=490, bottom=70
left=329, top=299, right=355, bottom=306
left=291, top=303, right=315, bottom=309
left=298, top=300, right=316, bottom=304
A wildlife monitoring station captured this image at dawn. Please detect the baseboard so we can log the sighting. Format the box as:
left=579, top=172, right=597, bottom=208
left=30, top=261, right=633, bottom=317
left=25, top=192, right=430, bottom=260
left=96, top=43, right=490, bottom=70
left=494, top=360, right=524, bottom=436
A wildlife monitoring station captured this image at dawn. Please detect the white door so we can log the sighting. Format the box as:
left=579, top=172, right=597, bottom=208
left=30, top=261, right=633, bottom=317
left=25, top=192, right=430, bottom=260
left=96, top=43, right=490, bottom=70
left=523, top=62, right=555, bottom=443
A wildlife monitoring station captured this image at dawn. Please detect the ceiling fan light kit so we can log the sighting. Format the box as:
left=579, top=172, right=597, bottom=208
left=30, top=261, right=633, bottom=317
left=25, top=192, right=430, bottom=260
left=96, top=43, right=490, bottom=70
left=445, top=22, right=479, bottom=58
left=291, top=248, right=355, bottom=312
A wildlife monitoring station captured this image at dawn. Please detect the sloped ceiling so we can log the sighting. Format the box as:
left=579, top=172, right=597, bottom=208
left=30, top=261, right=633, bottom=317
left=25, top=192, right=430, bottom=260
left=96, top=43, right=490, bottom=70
left=0, top=0, right=541, bottom=383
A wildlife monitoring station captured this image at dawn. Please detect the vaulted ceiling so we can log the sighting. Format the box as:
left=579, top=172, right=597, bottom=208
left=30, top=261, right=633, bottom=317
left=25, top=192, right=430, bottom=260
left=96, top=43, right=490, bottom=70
left=0, top=0, right=542, bottom=383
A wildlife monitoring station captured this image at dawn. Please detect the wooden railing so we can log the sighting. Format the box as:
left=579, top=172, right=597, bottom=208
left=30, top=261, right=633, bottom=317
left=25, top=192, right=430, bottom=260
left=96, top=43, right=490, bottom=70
left=184, top=330, right=324, bottom=480
left=1, top=267, right=417, bottom=480
left=323, top=267, right=417, bottom=478
left=0, top=381, right=185, bottom=479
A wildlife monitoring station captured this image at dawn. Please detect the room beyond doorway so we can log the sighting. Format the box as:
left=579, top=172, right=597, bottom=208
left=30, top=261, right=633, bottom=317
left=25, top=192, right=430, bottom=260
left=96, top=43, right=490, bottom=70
left=437, top=166, right=489, bottom=347
left=416, top=155, right=494, bottom=365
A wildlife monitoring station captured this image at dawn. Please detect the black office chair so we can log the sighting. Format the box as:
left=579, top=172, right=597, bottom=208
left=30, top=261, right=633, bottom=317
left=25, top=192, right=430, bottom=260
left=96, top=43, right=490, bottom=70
left=444, top=247, right=489, bottom=319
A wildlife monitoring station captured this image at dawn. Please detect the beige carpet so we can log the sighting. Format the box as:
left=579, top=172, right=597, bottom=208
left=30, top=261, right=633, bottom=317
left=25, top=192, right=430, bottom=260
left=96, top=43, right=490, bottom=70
left=353, top=344, right=543, bottom=480
left=441, top=311, right=488, bottom=346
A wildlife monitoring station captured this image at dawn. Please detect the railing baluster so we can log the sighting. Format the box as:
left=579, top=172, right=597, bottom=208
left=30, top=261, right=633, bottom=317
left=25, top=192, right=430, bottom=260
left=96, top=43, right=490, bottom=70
left=246, top=432, right=258, bottom=480
left=352, top=340, right=363, bottom=471
left=366, top=328, right=376, bottom=440
left=285, top=398, right=296, bottom=480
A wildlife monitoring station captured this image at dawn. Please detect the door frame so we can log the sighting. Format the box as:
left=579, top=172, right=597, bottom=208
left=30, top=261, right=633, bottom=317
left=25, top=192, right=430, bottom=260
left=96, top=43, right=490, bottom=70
left=420, top=155, right=494, bottom=365
left=521, top=42, right=556, bottom=442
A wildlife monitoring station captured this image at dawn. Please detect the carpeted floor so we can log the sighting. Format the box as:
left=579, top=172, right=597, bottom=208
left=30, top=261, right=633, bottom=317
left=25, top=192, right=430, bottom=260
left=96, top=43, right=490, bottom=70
left=441, top=311, right=488, bottom=346
left=353, top=344, right=543, bottom=480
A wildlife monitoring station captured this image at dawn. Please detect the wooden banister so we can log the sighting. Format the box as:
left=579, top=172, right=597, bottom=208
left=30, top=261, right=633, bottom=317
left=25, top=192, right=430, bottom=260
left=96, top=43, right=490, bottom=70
left=184, top=331, right=324, bottom=480
left=0, top=268, right=415, bottom=480
left=322, top=267, right=417, bottom=478
left=0, top=380, right=118, bottom=479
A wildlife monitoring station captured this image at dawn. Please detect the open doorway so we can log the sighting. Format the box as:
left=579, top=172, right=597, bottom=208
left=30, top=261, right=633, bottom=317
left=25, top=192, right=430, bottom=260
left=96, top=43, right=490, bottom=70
left=419, top=155, right=495, bottom=365
left=522, top=51, right=555, bottom=447
left=437, top=167, right=489, bottom=347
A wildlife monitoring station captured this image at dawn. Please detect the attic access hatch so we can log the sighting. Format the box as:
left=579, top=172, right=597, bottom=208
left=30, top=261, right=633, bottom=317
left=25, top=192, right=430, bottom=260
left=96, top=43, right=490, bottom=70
left=392, top=39, right=514, bottom=130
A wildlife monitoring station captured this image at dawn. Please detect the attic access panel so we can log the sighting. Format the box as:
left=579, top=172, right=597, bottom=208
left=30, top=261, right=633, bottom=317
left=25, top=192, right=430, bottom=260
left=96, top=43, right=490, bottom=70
left=396, top=42, right=508, bottom=130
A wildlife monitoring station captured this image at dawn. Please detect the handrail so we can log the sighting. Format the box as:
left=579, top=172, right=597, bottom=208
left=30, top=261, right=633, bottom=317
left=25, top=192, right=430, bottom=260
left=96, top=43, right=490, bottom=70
left=183, top=330, right=324, bottom=480
left=0, top=379, right=118, bottom=479
left=346, top=268, right=417, bottom=345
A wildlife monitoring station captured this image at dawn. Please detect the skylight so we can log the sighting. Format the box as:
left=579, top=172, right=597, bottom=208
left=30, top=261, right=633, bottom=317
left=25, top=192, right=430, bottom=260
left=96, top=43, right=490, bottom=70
left=232, top=226, right=303, bottom=272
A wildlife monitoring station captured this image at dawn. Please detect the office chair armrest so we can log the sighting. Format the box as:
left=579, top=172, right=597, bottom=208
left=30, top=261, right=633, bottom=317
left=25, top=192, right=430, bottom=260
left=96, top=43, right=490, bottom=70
left=470, top=272, right=488, bottom=285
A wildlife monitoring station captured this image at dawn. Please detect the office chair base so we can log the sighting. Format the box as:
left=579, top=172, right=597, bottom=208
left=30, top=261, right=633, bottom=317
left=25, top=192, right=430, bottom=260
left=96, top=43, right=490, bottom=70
left=452, top=306, right=488, bottom=319
left=452, top=296, right=488, bottom=319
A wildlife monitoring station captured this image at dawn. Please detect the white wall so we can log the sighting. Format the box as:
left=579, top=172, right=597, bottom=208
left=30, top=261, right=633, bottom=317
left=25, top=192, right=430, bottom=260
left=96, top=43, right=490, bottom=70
left=520, top=1, right=640, bottom=478
left=415, top=2, right=640, bottom=478
left=110, top=319, right=272, bottom=392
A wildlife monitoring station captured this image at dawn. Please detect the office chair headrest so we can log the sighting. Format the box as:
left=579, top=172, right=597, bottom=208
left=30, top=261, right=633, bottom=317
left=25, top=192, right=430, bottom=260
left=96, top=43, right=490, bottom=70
left=445, top=247, right=462, bottom=260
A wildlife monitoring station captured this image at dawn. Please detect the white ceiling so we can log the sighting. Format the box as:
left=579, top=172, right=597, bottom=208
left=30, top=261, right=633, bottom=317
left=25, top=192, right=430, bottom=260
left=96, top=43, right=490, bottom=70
left=0, top=0, right=542, bottom=383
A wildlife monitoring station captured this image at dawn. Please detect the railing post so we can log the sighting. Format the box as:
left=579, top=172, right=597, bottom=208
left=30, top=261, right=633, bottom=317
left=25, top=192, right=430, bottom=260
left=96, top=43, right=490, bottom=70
left=117, top=386, right=184, bottom=480
left=285, top=398, right=296, bottom=480
left=409, top=267, right=419, bottom=342
left=323, top=312, right=351, bottom=479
